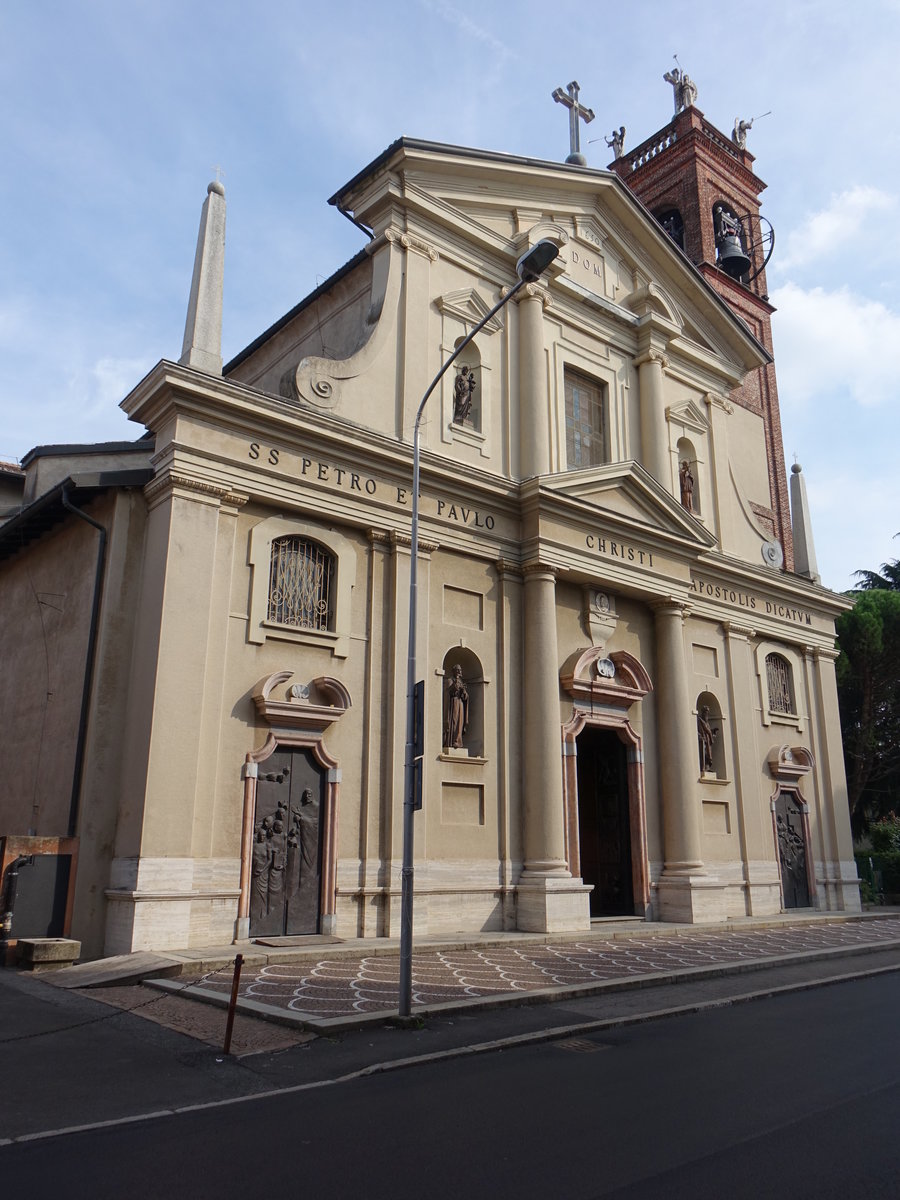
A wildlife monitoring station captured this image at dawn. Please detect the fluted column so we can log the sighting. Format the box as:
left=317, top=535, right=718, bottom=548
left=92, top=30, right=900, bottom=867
left=517, top=284, right=551, bottom=478
left=653, top=600, right=703, bottom=873
left=521, top=564, right=568, bottom=875
left=636, top=348, right=670, bottom=488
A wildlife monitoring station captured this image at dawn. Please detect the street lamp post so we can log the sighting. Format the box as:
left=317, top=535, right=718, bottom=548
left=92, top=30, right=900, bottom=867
left=398, top=238, right=560, bottom=1017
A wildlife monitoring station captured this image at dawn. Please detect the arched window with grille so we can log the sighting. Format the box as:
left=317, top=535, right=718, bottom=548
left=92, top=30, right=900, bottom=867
left=267, top=536, right=335, bottom=631
left=766, top=653, right=795, bottom=716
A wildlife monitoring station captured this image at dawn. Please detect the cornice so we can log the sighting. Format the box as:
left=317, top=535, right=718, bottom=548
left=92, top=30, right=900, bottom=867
left=143, top=471, right=242, bottom=511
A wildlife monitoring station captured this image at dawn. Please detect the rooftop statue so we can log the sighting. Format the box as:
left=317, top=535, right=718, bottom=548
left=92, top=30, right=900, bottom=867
left=732, top=117, right=753, bottom=148
left=605, top=126, right=626, bottom=159
left=663, top=66, right=697, bottom=113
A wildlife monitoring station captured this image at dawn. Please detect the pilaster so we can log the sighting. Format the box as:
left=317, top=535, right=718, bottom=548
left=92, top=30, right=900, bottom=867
left=653, top=600, right=726, bottom=922
left=635, top=347, right=671, bottom=488
left=722, top=620, right=780, bottom=915
left=516, top=284, right=552, bottom=478
left=810, top=645, right=860, bottom=911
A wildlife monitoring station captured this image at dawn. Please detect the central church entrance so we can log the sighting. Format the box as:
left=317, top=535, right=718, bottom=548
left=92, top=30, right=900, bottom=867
left=576, top=728, right=633, bottom=916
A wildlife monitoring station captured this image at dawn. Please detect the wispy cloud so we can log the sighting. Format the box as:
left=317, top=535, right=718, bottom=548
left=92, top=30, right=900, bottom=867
left=81, top=357, right=155, bottom=418
left=778, top=185, right=897, bottom=271
left=417, top=0, right=520, bottom=64
left=770, top=281, right=900, bottom=407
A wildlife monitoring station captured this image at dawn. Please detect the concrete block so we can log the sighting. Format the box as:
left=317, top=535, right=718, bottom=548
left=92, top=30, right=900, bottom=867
left=17, top=937, right=81, bottom=971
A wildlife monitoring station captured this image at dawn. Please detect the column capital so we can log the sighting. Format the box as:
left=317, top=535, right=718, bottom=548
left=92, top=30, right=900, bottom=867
left=399, top=232, right=438, bottom=262
left=522, top=559, right=560, bottom=579
left=722, top=619, right=756, bottom=641
left=496, top=557, right=524, bottom=579
left=390, top=531, right=440, bottom=554
left=510, top=281, right=552, bottom=308
left=651, top=597, right=690, bottom=620
left=144, top=470, right=244, bottom=512
left=813, top=644, right=841, bottom=663
left=704, top=390, right=734, bottom=414
left=634, top=347, right=670, bottom=370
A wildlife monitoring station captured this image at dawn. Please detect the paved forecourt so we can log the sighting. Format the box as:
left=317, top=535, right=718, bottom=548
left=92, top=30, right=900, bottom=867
left=149, top=914, right=900, bottom=1030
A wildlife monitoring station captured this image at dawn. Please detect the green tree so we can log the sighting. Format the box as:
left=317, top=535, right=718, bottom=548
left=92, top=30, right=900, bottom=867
left=854, top=539, right=900, bottom=592
left=836, top=587, right=900, bottom=829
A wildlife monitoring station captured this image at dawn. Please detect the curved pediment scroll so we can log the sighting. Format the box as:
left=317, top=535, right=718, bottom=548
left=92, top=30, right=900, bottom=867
left=560, top=646, right=653, bottom=709
left=252, top=671, right=351, bottom=737
left=767, top=744, right=814, bottom=784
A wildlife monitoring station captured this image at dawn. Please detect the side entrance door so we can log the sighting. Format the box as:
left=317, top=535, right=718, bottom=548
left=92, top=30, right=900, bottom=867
left=250, top=747, right=325, bottom=937
left=775, top=791, right=811, bottom=909
left=576, top=728, right=633, bottom=917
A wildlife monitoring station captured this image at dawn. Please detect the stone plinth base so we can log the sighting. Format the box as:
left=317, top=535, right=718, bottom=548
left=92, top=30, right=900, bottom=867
left=656, top=874, right=728, bottom=924
left=516, top=875, right=592, bottom=933
left=17, top=937, right=81, bottom=971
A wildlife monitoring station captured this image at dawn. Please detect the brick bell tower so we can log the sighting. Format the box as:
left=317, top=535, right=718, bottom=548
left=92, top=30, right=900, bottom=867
left=609, top=95, right=793, bottom=570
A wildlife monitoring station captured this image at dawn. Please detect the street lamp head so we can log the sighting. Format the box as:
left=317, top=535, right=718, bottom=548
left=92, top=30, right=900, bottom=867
left=515, top=238, right=560, bottom=283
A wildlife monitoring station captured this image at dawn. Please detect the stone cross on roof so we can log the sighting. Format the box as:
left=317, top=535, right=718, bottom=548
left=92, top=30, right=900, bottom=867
left=552, top=80, right=595, bottom=166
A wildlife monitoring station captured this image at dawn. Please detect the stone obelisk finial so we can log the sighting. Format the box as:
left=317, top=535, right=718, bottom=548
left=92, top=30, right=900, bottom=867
left=179, top=178, right=226, bottom=375
left=790, top=461, right=820, bottom=583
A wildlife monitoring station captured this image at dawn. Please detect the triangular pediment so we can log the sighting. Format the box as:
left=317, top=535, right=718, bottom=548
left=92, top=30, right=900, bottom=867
left=666, top=398, right=709, bottom=435
left=383, top=147, right=766, bottom=371
left=435, top=287, right=505, bottom=333
left=542, top=460, right=717, bottom=547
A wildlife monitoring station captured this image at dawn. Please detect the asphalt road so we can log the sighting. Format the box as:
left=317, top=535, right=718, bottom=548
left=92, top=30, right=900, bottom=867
left=2, top=971, right=899, bottom=1198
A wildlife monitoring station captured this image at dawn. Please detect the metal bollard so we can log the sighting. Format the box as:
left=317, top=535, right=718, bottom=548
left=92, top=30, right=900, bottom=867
left=222, top=953, right=244, bottom=1055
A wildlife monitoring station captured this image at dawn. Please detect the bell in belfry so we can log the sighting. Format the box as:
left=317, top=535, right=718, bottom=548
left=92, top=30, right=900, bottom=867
left=714, top=206, right=751, bottom=279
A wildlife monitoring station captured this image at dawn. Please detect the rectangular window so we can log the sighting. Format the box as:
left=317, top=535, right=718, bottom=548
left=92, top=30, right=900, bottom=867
left=565, top=370, right=605, bottom=469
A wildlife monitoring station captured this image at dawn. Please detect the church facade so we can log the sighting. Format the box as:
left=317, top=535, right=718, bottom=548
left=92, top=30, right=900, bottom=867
left=0, top=97, right=860, bottom=960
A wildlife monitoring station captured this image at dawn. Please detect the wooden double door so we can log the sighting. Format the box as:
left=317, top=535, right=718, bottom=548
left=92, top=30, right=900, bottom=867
left=576, top=729, right=634, bottom=917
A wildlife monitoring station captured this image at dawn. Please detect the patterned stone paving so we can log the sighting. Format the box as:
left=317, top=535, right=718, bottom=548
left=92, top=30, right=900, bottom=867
left=193, top=917, right=900, bottom=1020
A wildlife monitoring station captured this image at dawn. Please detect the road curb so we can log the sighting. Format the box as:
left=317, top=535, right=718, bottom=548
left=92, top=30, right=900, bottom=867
left=5, top=956, right=900, bottom=1149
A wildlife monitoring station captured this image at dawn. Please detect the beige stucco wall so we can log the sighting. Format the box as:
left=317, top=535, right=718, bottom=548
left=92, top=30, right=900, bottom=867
left=0, top=506, right=99, bottom=835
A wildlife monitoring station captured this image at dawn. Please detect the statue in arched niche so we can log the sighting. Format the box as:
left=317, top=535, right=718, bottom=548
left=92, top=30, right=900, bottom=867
left=444, top=663, right=469, bottom=748
left=697, top=705, right=718, bottom=773
left=679, top=460, right=695, bottom=511
left=453, top=365, right=477, bottom=423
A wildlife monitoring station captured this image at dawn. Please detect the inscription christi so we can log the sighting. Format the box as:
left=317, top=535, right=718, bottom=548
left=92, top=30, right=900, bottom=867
left=586, top=534, right=654, bottom=567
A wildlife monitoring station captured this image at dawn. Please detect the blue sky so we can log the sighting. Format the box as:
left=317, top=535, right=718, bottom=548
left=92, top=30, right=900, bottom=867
left=2, top=0, right=898, bottom=590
